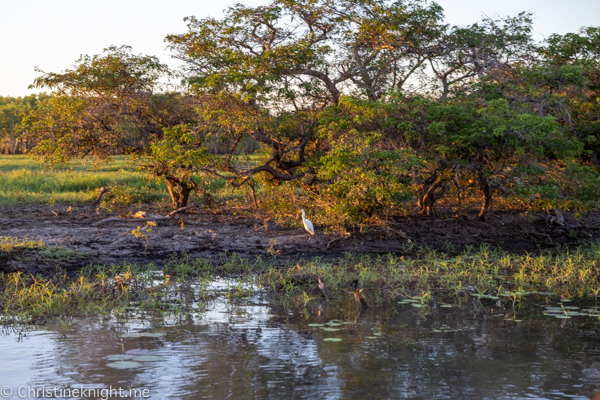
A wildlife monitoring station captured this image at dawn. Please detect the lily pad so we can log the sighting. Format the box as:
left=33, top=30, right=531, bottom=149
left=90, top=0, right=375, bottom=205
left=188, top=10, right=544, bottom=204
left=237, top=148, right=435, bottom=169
left=120, top=333, right=142, bottom=338
left=561, top=299, right=573, bottom=302
left=104, top=354, right=134, bottom=361
left=143, top=333, right=164, bottom=337
left=411, top=304, right=424, bottom=308
left=440, top=305, right=453, bottom=308
left=323, top=338, right=342, bottom=342
left=308, top=323, right=325, bottom=327
left=132, top=355, right=164, bottom=362
left=562, top=306, right=580, bottom=310
left=321, top=328, right=341, bottom=332
left=555, top=315, right=571, bottom=319
left=106, top=361, right=143, bottom=369
left=373, top=332, right=383, bottom=336
left=366, top=336, right=378, bottom=339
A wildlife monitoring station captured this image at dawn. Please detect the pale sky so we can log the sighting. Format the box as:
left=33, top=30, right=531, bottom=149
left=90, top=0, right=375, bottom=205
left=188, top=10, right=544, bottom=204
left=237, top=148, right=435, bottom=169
left=1, top=0, right=598, bottom=97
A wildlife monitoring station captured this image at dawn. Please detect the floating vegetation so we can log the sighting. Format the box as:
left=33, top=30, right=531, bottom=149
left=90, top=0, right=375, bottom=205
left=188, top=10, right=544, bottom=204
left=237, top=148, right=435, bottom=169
left=323, top=338, right=342, bottom=342
left=132, top=356, right=165, bottom=362
left=106, top=361, right=143, bottom=369
left=105, top=355, right=134, bottom=361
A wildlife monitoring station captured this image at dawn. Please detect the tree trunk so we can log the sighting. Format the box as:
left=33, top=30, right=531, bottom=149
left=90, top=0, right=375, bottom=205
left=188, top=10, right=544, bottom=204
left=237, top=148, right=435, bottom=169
left=591, top=152, right=600, bottom=171
left=478, top=173, right=493, bottom=219
left=248, top=181, right=258, bottom=208
left=165, top=177, right=191, bottom=209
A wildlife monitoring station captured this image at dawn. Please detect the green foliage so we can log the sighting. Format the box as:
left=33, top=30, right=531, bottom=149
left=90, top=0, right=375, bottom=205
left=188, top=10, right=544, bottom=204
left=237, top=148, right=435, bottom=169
left=314, top=98, right=419, bottom=224
left=0, top=155, right=168, bottom=206
left=99, top=185, right=146, bottom=216
left=146, top=124, right=209, bottom=187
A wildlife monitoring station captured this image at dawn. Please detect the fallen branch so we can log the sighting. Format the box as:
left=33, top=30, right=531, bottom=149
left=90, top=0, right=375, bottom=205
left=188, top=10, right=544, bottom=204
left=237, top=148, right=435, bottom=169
left=92, top=216, right=171, bottom=226
left=93, top=204, right=200, bottom=226
left=166, top=205, right=195, bottom=217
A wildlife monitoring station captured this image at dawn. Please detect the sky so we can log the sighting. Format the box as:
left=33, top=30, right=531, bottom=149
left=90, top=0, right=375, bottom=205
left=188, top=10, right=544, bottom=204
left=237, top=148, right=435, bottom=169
left=1, top=0, right=599, bottom=97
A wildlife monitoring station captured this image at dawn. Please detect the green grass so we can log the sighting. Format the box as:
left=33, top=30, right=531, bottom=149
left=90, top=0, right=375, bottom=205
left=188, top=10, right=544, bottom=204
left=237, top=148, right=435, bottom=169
left=0, top=155, right=169, bottom=206
left=168, top=242, right=600, bottom=302
left=0, top=154, right=292, bottom=210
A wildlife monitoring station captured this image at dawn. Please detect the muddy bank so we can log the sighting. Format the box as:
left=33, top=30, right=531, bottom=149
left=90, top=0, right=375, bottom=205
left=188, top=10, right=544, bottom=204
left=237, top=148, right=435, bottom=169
left=1, top=205, right=600, bottom=275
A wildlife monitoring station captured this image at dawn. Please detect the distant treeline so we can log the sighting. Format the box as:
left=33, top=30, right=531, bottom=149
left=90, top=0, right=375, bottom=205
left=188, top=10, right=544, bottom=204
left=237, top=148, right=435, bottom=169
left=0, top=94, right=50, bottom=154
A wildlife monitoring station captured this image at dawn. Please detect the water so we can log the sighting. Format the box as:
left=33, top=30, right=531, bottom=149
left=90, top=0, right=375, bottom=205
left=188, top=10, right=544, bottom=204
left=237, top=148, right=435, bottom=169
left=2, top=292, right=600, bottom=399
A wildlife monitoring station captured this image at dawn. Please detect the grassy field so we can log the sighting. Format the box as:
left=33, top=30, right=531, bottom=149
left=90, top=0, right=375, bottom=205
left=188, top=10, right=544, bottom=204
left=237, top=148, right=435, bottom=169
left=0, top=155, right=293, bottom=209
left=0, top=155, right=171, bottom=206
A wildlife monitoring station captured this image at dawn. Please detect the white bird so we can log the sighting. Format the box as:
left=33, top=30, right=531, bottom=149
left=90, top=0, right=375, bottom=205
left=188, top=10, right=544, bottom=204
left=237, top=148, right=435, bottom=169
left=300, top=209, right=315, bottom=236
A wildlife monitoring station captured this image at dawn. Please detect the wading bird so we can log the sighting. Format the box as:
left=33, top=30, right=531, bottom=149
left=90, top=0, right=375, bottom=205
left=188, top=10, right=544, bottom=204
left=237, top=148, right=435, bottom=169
left=300, top=209, right=315, bottom=237
left=318, top=278, right=334, bottom=298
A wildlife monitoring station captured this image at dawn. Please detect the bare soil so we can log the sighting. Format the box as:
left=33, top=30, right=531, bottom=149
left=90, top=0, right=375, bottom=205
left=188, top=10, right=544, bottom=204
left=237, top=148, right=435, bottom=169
left=1, top=205, right=600, bottom=276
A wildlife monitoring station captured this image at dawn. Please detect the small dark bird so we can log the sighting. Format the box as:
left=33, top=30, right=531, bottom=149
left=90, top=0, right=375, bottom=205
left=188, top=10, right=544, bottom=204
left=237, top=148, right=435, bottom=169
left=318, top=278, right=334, bottom=298
left=351, top=287, right=369, bottom=308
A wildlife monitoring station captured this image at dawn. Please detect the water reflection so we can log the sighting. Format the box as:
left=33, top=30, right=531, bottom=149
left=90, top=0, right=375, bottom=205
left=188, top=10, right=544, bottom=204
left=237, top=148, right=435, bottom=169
left=2, top=294, right=600, bottom=399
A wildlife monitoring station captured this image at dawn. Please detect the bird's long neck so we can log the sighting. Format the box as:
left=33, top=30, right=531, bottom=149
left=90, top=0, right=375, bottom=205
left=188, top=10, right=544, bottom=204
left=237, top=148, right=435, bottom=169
left=301, top=211, right=306, bottom=220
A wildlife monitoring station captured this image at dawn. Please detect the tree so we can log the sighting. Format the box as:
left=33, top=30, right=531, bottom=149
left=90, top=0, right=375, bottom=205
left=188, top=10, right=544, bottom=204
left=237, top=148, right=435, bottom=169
left=21, top=46, right=199, bottom=207
left=165, top=0, right=444, bottom=191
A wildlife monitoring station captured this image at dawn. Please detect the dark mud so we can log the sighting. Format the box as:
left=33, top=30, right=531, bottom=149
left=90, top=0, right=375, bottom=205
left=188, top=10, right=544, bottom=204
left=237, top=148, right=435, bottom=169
left=1, top=205, right=600, bottom=276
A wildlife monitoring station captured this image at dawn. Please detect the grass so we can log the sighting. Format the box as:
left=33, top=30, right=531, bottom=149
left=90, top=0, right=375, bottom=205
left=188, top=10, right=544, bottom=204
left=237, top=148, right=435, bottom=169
left=3, top=241, right=600, bottom=324
left=0, top=155, right=169, bottom=206
left=257, top=243, right=600, bottom=301
left=0, top=154, right=283, bottom=210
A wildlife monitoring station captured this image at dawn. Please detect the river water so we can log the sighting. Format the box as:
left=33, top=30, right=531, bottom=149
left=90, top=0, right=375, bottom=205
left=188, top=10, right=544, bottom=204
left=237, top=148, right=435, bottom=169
left=2, top=290, right=600, bottom=399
